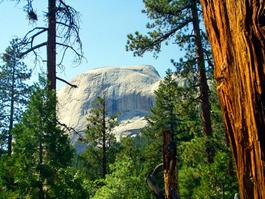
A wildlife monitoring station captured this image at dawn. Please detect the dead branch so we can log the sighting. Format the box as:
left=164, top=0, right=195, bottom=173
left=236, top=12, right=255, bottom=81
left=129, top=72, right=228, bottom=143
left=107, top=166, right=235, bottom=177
left=22, top=27, right=47, bottom=40
left=146, top=163, right=164, bottom=199
left=56, top=119, right=83, bottom=140
left=19, top=41, right=47, bottom=58
left=56, top=77, right=77, bottom=88
left=56, top=42, right=83, bottom=60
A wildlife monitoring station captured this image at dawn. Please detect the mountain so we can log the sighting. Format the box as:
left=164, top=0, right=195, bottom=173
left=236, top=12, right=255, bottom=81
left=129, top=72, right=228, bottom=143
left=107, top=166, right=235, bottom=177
left=57, top=65, right=161, bottom=144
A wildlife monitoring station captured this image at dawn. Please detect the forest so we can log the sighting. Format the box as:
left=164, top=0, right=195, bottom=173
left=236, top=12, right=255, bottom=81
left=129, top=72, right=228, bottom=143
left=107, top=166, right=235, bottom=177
left=0, top=0, right=264, bottom=199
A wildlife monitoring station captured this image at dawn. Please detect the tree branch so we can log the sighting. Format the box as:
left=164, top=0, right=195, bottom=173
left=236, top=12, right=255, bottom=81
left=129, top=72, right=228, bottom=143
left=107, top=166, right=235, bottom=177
left=140, top=19, right=192, bottom=55
left=150, top=4, right=191, bottom=17
left=56, top=119, right=83, bottom=140
left=19, top=42, right=47, bottom=58
left=146, top=163, right=164, bottom=199
left=56, top=77, right=77, bottom=88
left=56, top=42, right=83, bottom=61
left=22, top=27, right=48, bottom=40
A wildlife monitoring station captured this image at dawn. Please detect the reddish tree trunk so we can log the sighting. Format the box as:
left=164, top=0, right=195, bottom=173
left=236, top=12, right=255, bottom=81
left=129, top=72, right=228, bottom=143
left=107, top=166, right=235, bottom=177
left=200, top=1, right=265, bottom=198
left=47, top=0, right=56, bottom=90
left=163, top=129, right=179, bottom=199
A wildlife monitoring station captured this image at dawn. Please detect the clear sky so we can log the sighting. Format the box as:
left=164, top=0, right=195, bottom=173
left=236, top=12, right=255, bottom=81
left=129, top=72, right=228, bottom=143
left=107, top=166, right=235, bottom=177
left=0, top=0, right=182, bottom=89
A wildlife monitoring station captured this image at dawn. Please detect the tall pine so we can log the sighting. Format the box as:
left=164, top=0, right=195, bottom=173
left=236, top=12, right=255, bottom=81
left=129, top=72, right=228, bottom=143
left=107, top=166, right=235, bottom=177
left=0, top=39, right=31, bottom=155
left=82, top=96, right=118, bottom=179
left=143, top=70, right=187, bottom=198
left=126, top=0, right=213, bottom=152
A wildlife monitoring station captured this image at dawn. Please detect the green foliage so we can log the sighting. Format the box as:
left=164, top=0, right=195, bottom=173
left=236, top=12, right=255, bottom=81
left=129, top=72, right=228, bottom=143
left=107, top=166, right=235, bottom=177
left=84, top=97, right=118, bottom=146
left=0, top=39, right=32, bottom=153
left=194, top=152, right=238, bottom=199
left=0, top=83, right=88, bottom=198
left=81, top=96, right=119, bottom=179
left=141, top=70, right=178, bottom=176
left=142, top=69, right=199, bottom=165
left=178, top=87, right=238, bottom=199
left=126, top=0, right=213, bottom=76
left=92, top=155, right=152, bottom=199
left=126, top=0, right=192, bottom=57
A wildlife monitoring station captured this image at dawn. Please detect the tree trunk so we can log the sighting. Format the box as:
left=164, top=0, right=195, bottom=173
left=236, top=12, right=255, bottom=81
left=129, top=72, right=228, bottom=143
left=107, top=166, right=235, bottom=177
left=191, top=0, right=212, bottom=137
left=47, top=0, right=56, bottom=91
left=7, top=59, right=15, bottom=156
left=200, top=1, right=265, bottom=198
left=190, top=0, right=214, bottom=163
left=38, top=135, right=44, bottom=199
left=163, top=129, right=180, bottom=199
left=102, top=97, right=107, bottom=178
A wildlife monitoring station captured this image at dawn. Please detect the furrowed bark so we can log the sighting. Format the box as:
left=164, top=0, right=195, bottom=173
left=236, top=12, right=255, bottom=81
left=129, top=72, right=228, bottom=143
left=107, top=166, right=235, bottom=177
left=200, top=1, right=265, bottom=198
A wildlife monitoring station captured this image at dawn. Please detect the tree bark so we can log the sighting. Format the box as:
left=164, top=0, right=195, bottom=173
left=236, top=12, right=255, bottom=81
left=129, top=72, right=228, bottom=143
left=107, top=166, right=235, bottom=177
left=47, top=0, right=56, bottom=91
left=190, top=0, right=214, bottom=163
left=163, top=129, right=180, bottom=199
left=200, top=1, right=265, bottom=198
left=190, top=0, right=212, bottom=137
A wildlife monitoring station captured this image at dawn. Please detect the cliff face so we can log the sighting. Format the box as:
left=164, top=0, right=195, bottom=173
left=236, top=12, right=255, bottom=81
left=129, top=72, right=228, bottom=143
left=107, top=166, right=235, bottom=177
left=57, top=65, right=160, bottom=143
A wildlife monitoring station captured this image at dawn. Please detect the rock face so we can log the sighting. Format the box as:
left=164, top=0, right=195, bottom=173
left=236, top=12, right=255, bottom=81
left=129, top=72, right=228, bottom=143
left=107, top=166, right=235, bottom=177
left=57, top=65, right=161, bottom=143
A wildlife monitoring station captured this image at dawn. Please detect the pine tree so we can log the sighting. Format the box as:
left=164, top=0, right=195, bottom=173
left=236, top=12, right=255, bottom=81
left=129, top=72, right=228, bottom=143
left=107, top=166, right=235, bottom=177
left=14, top=85, right=72, bottom=197
left=0, top=80, right=89, bottom=198
left=178, top=84, right=238, bottom=199
left=16, top=0, right=83, bottom=91
left=0, top=39, right=31, bottom=155
left=1, top=82, right=85, bottom=198
left=144, top=70, right=192, bottom=199
left=126, top=0, right=213, bottom=145
left=82, top=96, right=118, bottom=179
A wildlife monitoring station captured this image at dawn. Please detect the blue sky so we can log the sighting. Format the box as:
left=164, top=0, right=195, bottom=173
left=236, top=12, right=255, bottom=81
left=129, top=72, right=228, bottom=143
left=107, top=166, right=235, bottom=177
left=0, top=0, right=182, bottom=88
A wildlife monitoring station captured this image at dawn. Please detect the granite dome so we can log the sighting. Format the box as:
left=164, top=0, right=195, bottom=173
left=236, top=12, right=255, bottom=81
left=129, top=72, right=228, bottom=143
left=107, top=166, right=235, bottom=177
left=57, top=65, right=161, bottom=143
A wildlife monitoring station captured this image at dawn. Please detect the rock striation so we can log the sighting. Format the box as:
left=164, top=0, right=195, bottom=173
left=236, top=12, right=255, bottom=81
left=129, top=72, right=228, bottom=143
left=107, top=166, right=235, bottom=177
left=57, top=65, right=161, bottom=144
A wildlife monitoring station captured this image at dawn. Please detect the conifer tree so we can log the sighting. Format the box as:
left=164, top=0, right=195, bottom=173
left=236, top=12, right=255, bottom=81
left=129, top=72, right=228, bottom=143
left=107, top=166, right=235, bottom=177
left=82, top=96, right=118, bottom=179
left=0, top=39, right=31, bottom=155
left=126, top=0, right=213, bottom=145
left=144, top=70, right=190, bottom=199
left=11, top=84, right=73, bottom=197
left=0, top=81, right=89, bottom=198
left=16, top=0, right=83, bottom=91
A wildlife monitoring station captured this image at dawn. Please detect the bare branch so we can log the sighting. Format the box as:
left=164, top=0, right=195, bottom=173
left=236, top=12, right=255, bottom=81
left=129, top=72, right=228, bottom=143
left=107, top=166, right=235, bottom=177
left=56, top=119, right=84, bottom=140
left=146, top=163, right=164, bottom=199
left=56, top=42, right=83, bottom=60
left=22, top=27, right=47, bottom=40
left=56, top=77, right=77, bottom=88
left=19, top=42, right=47, bottom=58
